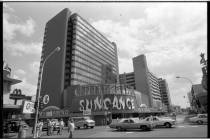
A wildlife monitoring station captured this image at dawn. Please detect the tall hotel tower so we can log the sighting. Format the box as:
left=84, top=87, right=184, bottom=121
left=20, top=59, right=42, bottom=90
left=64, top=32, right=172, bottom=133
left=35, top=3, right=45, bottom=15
left=37, top=8, right=119, bottom=109
left=133, top=55, right=162, bottom=108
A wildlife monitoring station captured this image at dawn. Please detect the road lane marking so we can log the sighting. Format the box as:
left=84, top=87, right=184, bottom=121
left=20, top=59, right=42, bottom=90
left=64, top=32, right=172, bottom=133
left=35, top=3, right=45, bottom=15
left=126, top=132, right=134, bottom=134
left=191, top=126, right=198, bottom=127
left=177, top=126, right=185, bottom=128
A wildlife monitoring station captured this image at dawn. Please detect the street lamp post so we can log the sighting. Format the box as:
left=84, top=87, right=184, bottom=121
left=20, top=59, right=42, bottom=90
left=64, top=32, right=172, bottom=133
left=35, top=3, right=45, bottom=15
left=176, top=76, right=198, bottom=113
left=33, top=46, right=60, bottom=138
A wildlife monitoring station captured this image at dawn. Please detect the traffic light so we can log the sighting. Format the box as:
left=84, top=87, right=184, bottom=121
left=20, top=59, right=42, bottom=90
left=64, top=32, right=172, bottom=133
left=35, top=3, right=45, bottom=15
left=34, top=101, right=38, bottom=110
left=39, top=96, right=44, bottom=110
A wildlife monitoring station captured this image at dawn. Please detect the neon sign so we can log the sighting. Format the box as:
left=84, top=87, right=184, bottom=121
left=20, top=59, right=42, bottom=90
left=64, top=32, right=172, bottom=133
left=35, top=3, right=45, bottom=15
left=79, top=95, right=135, bottom=111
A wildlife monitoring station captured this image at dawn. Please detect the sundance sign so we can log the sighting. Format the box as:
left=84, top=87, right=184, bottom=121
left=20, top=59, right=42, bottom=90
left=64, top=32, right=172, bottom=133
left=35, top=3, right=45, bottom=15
left=78, top=95, right=136, bottom=111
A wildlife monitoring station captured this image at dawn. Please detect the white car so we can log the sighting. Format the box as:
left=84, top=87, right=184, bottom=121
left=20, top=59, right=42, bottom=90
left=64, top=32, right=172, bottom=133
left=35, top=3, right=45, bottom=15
left=152, top=116, right=176, bottom=128
left=73, top=116, right=95, bottom=129
left=189, top=114, right=207, bottom=124
left=109, top=117, right=155, bottom=131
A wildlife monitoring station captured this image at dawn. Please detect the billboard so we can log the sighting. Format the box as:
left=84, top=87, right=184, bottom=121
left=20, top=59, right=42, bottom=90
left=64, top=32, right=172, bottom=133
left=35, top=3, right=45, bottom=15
left=22, top=100, right=35, bottom=114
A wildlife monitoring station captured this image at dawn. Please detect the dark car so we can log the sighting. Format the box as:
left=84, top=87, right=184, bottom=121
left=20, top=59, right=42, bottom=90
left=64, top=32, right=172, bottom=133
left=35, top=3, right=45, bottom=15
left=3, top=120, right=29, bottom=133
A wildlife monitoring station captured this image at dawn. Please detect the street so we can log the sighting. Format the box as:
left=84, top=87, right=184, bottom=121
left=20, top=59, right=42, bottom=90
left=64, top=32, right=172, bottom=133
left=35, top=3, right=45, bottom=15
left=4, top=123, right=207, bottom=138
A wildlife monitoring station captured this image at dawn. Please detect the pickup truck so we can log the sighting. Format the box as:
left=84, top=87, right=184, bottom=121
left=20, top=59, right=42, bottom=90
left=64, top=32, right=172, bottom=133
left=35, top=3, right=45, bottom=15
left=109, top=117, right=154, bottom=131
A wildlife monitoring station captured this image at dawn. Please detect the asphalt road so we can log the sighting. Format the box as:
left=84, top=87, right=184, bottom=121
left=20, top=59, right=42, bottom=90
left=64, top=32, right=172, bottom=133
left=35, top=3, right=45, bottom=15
left=4, top=124, right=207, bottom=138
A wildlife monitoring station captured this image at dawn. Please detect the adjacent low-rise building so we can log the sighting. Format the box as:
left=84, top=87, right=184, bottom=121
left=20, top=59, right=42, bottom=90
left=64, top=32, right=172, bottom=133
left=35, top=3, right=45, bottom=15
left=120, top=54, right=167, bottom=110
left=191, top=84, right=207, bottom=113
left=158, top=78, right=172, bottom=112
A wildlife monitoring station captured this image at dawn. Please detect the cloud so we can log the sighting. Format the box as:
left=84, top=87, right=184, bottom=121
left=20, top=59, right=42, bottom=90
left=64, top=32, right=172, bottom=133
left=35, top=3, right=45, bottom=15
left=3, top=3, right=15, bottom=12
left=30, top=61, right=40, bottom=71
left=4, top=41, right=42, bottom=56
left=15, top=69, right=26, bottom=75
left=92, top=4, right=206, bottom=108
left=3, top=12, right=36, bottom=41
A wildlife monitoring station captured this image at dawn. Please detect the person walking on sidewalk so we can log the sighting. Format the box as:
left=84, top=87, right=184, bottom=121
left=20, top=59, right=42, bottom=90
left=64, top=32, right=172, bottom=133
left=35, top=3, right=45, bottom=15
left=57, top=118, right=64, bottom=135
left=17, top=118, right=27, bottom=138
left=38, top=120, right=43, bottom=138
left=68, top=118, right=75, bottom=138
left=67, top=118, right=71, bottom=133
left=47, top=119, right=52, bottom=136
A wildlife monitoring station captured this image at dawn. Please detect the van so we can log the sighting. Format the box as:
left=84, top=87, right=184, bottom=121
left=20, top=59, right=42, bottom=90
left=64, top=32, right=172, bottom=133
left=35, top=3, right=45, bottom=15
left=73, top=116, right=95, bottom=129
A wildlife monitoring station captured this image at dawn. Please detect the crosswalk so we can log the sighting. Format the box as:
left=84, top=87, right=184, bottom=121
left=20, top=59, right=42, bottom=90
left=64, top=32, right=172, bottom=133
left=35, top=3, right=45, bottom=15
left=176, top=125, right=199, bottom=128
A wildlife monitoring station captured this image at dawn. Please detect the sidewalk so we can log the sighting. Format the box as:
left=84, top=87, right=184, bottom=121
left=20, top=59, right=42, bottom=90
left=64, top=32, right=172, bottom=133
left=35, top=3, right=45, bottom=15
left=3, top=126, right=108, bottom=139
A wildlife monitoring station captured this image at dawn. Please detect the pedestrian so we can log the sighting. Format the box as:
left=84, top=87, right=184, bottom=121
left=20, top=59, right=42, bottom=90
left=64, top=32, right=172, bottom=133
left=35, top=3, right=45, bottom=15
left=38, top=120, right=43, bottom=138
left=68, top=118, right=75, bottom=138
left=17, top=118, right=27, bottom=138
left=57, top=118, right=64, bottom=135
left=67, top=118, right=71, bottom=133
left=36, top=120, right=40, bottom=138
left=172, top=112, right=177, bottom=121
left=50, top=119, right=54, bottom=135
left=47, top=119, right=51, bottom=136
left=7, top=123, right=11, bottom=134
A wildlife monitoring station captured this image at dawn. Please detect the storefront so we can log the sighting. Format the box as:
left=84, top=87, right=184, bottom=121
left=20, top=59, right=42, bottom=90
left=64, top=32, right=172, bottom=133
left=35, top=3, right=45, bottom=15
left=40, top=84, right=167, bottom=125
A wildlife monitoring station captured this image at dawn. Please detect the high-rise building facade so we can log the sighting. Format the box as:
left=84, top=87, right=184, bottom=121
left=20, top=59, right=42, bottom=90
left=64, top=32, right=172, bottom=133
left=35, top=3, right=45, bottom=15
left=158, top=78, right=172, bottom=111
left=119, top=72, right=136, bottom=89
left=37, top=8, right=119, bottom=109
left=132, top=55, right=162, bottom=108
left=119, top=54, right=162, bottom=109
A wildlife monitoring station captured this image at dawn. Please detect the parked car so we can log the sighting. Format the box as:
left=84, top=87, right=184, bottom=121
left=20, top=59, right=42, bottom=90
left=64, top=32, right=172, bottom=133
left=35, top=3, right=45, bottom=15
left=189, top=114, right=207, bottom=124
left=109, top=117, right=154, bottom=131
left=3, top=120, right=29, bottom=133
left=73, top=116, right=95, bottom=129
left=42, top=119, right=60, bottom=131
left=152, top=116, right=176, bottom=128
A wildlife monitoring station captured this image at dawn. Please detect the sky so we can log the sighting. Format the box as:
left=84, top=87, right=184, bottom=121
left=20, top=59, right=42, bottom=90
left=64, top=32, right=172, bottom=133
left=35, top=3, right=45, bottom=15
left=3, top=2, right=207, bottom=108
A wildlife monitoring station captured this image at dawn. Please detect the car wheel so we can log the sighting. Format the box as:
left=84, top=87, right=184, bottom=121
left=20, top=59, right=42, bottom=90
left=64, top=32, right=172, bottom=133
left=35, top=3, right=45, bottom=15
left=141, top=125, right=148, bottom=131
left=116, top=126, right=122, bottom=131
left=197, top=120, right=203, bottom=125
left=77, top=127, right=80, bottom=129
left=84, top=124, right=88, bottom=129
left=90, top=126, right=94, bottom=129
left=164, top=122, right=172, bottom=128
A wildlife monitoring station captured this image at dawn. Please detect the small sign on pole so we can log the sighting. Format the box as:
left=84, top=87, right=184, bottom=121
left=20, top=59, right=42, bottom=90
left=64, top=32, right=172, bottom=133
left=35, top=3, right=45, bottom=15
left=83, top=109, right=91, bottom=116
left=22, top=100, right=35, bottom=114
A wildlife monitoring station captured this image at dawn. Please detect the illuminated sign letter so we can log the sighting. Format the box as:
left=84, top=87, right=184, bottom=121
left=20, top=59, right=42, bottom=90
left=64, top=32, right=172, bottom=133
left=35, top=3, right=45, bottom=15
left=119, top=96, right=125, bottom=110
left=113, top=96, right=121, bottom=110
left=104, top=98, right=111, bottom=110
left=131, top=98, right=135, bottom=109
left=94, top=96, right=102, bottom=110
left=126, top=98, right=131, bottom=110
left=79, top=100, right=85, bottom=111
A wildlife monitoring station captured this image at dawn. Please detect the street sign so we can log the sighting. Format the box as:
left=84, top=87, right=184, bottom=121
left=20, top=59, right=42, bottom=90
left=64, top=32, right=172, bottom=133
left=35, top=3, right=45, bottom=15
left=83, top=109, right=91, bottom=116
left=22, top=100, right=35, bottom=114
left=43, top=95, right=49, bottom=105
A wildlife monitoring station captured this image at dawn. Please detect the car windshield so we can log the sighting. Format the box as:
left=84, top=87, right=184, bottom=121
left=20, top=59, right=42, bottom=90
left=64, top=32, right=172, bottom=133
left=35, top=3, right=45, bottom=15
left=84, top=117, right=91, bottom=120
left=119, top=119, right=126, bottom=123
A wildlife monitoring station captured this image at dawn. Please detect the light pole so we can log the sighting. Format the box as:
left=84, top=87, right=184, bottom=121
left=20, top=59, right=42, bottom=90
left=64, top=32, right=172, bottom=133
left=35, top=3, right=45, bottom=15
left=33, top=46, right=60, bottom=138
left=176, top=76, right=198, bottom=113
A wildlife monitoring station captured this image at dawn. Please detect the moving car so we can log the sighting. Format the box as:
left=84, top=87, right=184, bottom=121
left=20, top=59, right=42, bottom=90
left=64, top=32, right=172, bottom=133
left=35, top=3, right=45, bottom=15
left=109, top=117, right=154, bottom=131
left=189, top=114, right=207, bottom=124
left=152, top=116, right=176, bottom=128
left=73, top=116, right=95, bottom=129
